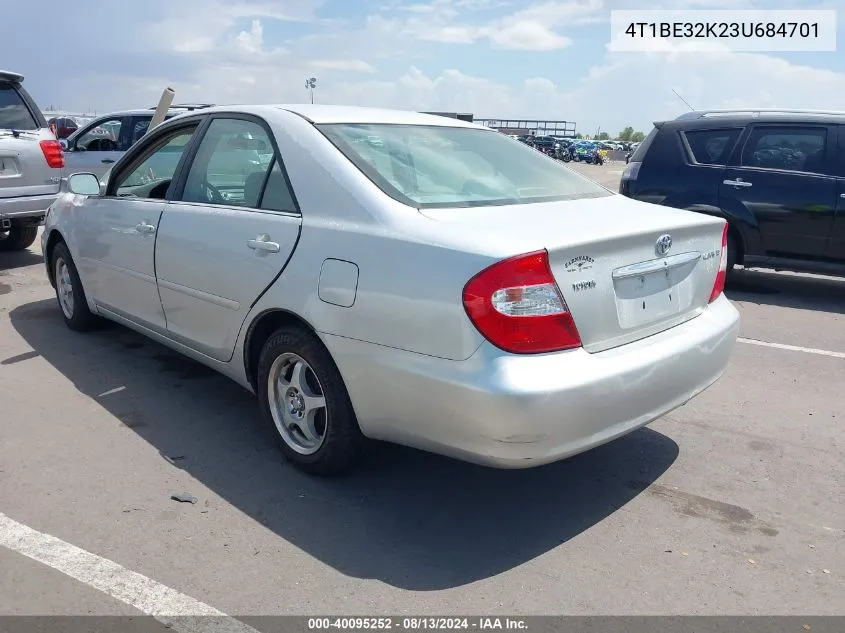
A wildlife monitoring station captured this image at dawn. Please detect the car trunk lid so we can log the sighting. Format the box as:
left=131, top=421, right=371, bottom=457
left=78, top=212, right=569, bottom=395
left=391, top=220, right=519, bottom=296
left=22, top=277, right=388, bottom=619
left=0, top=129, right=62, bottom=198
left=420, top=194, right=726, bottom=353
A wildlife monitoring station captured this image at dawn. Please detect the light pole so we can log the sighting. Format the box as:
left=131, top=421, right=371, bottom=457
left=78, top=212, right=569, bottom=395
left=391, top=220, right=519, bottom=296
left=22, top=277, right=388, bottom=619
left=305, top=77, right=317, bottom=104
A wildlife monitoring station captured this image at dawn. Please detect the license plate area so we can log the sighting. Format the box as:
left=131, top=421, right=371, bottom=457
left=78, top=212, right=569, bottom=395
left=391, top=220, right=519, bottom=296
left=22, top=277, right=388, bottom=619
left=614, top=266, right=692, bottom=329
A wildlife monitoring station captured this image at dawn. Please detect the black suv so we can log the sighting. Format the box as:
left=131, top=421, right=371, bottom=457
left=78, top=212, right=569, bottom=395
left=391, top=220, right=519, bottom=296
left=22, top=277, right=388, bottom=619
left=620, top=109, right=845, bottom=275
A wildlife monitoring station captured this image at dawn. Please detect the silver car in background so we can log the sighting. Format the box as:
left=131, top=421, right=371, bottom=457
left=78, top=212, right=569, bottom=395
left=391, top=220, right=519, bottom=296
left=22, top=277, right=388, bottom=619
left=0, top=70, right=64, bottom=252
left=61, top=104, right=214, bottom=180
left=42, top=105, right=740, bottom=475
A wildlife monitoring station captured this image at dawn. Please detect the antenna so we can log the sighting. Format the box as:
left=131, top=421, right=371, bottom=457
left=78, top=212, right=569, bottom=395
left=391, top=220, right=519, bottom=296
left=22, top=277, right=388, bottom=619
left=672, top=89, right=695, bottom=111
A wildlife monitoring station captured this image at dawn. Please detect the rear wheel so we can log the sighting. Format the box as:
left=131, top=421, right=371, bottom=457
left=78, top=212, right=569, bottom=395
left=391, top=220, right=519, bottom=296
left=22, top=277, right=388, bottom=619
left=0, top=225, right=38, bottom=251
left=257, top=325, right=365, bottom=475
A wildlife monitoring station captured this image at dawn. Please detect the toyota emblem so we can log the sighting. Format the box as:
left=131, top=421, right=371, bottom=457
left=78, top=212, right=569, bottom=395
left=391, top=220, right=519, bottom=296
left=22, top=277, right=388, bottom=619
left=655, top=234, right=672, bottom=256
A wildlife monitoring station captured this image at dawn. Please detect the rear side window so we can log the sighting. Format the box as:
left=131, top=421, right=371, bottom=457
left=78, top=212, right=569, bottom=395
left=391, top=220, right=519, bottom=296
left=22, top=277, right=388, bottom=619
left=0, top=83, right=37, bottom=130
left=740, top=126, right=829, bottom=175
left=683, top=129, right=741, bottom=165
left=629, top=126, right=659, bottom=162
left=260, top=160, right=298, bottom=213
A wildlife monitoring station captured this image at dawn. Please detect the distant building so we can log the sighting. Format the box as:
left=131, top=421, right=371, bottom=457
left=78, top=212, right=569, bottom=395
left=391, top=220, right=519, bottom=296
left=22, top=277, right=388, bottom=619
left=475, top=119, right=577, bottom=137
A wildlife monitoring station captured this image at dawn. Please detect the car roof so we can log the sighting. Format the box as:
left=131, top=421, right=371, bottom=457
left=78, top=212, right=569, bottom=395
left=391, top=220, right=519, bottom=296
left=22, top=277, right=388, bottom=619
left=163, top=104, right=485, bottom=129
left=669, top=109, right=845, bottom=126
left=277, top=104, right=482, bottom=127
left=0, top=70, right=24, bottom=83
left=86, top=108, right=196, bottom=118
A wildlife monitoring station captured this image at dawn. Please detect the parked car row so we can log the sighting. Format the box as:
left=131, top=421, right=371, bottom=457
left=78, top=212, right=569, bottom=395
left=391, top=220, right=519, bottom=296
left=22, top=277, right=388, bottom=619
left=520, top=136, right=608, bottom=165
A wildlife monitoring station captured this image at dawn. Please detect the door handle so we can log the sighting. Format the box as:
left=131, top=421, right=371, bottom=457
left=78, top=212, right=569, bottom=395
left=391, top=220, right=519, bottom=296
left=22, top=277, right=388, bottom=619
left=135, top=222, right=156, bottom=234
left=840, top=193, right=845, bottom=199
left=101, top=159, right=115, bottom=164
left=723, top=178, right=752, bottom=188
left=247, top=234, right=280, bottom=253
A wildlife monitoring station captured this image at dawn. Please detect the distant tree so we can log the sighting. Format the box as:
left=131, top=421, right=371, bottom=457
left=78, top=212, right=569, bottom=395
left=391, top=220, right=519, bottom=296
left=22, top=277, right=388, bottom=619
left=596, top=131, right=610, bottom=140
left=631, top=130, right=646, bottom=142
left=617, top=126, right=634, bottom=141
left=575, top=133, right=584, bottom=139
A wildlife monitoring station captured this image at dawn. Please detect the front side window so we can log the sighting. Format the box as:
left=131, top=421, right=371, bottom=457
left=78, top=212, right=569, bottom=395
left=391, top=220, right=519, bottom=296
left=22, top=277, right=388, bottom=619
left=0, top=83, right=37, bottom=130
left=114, top=127, right=197, bottom=199
left=317, top=124, right=609, bottom=209
left=181, top=118, right=277, bottom=207
left=683, top=128, right=741, bottom=165
left=740, top=126, right=829, bottom=174
left=75, top=117, right=124, bottom=152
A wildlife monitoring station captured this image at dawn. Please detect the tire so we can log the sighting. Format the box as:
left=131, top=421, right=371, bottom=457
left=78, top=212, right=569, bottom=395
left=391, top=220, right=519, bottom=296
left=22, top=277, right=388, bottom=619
left=50, top=242, right=101, bottom=331
left=257, top=325, right=365, bottom=475
left=0, top=225, right=38, bottom=252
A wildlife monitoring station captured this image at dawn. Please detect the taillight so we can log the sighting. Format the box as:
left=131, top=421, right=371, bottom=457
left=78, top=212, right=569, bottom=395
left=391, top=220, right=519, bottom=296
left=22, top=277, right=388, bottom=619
left=462, top=250, right=582, bottom=354
left=709, top=222, right=729, bottom=303
left=621, top=160, right=641, bottom=181
left=39, top=140, right=65, bottom=168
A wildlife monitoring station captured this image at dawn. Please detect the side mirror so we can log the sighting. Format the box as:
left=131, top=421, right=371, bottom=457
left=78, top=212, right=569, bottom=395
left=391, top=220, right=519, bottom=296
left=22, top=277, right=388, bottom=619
left=68, top=173, right=102, bottom=196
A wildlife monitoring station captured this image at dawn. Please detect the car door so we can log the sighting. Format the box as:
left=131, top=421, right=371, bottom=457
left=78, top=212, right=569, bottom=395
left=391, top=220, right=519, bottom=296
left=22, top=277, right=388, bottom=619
left=719, top=124, right=837, bottom=259
left=154, top=115, right=301, bottom=361
left=825, top=124, right=845, bottom=261
left=74, top=120, right=202, bottom=332
left=64, top=115, right=128, bottom=179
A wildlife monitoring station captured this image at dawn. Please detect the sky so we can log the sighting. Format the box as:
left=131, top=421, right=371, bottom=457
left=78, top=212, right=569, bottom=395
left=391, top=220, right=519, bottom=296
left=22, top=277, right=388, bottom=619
left=5, top=0, right=845, bottom=136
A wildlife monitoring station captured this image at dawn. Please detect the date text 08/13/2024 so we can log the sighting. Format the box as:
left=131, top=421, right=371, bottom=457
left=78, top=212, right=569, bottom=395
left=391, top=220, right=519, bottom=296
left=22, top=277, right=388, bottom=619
left=307, top=618, right=528, bottom=630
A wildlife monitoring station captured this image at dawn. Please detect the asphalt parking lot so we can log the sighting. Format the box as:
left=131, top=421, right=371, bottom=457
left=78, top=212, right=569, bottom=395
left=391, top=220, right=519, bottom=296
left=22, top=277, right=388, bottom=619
left=1, top=162, right=843, bottom=621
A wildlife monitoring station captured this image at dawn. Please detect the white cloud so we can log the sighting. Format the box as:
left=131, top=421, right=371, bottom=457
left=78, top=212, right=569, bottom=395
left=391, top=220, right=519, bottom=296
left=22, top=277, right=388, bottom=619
left=485, top=22, right=572, bottom=50
left=391, top=0, right=596, bottom=50
left=235, top=20, right=266, bottom=55
left=310, top=60, right=378, bottom=73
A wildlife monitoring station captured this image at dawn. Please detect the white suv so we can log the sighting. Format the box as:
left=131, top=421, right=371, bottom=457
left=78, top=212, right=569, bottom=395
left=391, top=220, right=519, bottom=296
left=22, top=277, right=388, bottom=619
left=0, top=70, right=64, bottom=252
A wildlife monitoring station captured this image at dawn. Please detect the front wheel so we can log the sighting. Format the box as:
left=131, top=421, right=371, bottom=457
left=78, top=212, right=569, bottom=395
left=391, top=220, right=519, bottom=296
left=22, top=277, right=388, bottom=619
left=50, top=242, right=102, bottom=331
left=0, top=225, right=38, bottom=251
left=257, top=325, right=365, bottom=475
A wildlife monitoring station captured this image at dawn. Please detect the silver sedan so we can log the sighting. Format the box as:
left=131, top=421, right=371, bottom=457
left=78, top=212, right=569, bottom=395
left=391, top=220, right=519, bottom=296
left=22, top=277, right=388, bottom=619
left=42, top=105, right=740, bottom=475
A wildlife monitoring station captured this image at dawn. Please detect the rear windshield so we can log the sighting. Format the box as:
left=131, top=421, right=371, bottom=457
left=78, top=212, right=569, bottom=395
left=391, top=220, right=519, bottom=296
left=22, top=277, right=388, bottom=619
left=316, top=123, right=610, bottom=209
left=0, top=83, right=38, bottom=131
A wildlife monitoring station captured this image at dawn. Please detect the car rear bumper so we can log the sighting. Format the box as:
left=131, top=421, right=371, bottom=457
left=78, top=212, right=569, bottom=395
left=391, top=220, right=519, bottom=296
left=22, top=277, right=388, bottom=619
left=327, top=295, right=740, bottom=468
left=0, top=193, right=57, bottom=221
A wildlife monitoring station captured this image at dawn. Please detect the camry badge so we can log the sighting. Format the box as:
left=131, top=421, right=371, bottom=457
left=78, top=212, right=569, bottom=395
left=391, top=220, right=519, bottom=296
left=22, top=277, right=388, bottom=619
left=655, top=234, right=672, bottom=257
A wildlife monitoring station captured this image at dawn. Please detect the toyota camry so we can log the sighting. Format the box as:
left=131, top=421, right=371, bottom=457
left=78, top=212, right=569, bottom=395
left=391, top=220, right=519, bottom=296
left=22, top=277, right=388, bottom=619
left=42, top=105, right=740, bottom=475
